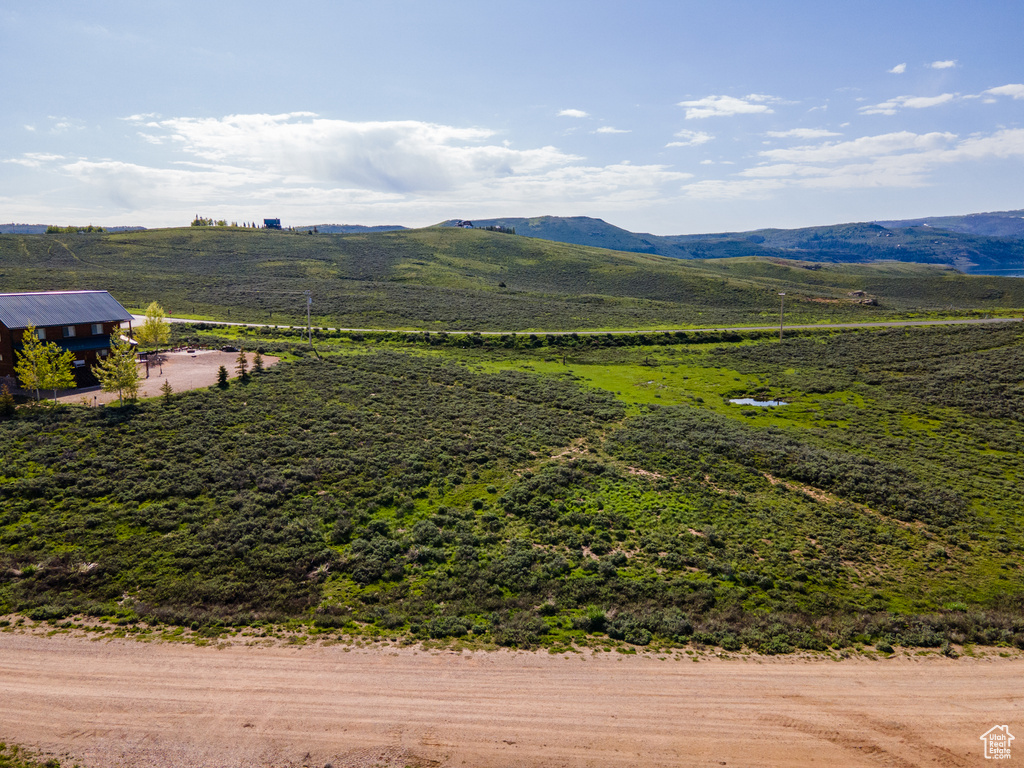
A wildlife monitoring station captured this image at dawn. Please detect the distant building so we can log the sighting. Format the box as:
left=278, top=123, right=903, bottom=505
left=264, top=218, right=282, bottom=230
left=0, top=291, right=135, bottom=388
left=455, top=220, right=474, bottom=228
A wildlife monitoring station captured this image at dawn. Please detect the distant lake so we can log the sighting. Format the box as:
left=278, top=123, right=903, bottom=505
left=966, top=269, right=1024, bottom=277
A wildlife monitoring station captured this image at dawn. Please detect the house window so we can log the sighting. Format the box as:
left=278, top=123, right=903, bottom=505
left=63, top=326, right=76, bottom=338
left=91, top=323, right=103, bottom=335
left=73, top=360, right=85, bottom=368
left=98, top=349, right=108, bottom=358
left=36, top=328, right=46, bottom=340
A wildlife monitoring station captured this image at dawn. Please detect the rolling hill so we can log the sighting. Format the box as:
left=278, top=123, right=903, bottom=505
left=2, top=226, right=1024, bottom=330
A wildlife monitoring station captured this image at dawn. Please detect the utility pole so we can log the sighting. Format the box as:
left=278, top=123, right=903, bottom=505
left=305, top=290, right=313, bottom=347
left=779, top=293, right=786, bottom=342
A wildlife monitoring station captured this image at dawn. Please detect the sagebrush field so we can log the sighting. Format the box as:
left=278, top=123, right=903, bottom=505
left=2, top=320, right=1022, bottom=653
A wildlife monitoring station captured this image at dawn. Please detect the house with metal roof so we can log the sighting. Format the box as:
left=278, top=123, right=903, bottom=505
left=0, top=291, right=135, bottom=388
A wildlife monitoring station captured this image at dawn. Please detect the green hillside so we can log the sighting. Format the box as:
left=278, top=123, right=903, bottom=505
left=1, top=226, right=1023, bottom=331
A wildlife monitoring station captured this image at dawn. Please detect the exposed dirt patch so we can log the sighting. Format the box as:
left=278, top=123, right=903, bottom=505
left=627, top=465, right=664, bottom=479
left=764, top=473, right=836, bottom=504
left=51, top=350, right=279, bottom=405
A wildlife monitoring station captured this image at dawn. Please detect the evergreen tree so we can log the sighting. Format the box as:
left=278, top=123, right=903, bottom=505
left=160, top=379, right=173, bottom=404
left=235, top=348, right=249, bottom=382
left=252, top=349, right=264, bottom=374
left=217, top=365, right=229, bottom=388
left=0, top=382, right=15, bottom=417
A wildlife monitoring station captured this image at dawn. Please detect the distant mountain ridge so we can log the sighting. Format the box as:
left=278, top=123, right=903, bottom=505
left=0, top=224, right=146, bottom=234
left=444, top=216, right=686, bottom=258
left=875, top=209, right=1024, bottom=238
left=454, top=212, right=1024, bottom=273
left=0, top=224, right=48, bottom=234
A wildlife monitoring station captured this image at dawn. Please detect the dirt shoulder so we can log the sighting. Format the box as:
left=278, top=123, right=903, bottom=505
left=0, top=632, right=1019, bottom=768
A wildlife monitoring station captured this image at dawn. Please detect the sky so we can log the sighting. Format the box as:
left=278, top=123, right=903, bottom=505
left=3, top=0, right=1024, bottom=234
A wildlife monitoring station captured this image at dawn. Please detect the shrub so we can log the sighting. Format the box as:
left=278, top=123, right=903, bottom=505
left=490, top=610, right=549, bottom=647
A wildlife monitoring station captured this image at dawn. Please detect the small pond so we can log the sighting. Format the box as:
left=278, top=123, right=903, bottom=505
left=729, top=398, right=789, bottom=407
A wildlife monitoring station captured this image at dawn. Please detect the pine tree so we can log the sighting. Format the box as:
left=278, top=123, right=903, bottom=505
left=160, top=379, right=173, bottom=404
left=252, top=349, right=264, bottom=374
left=0, top=382, right=15, bottom=417
left=235, top=348, right=249, bottom=382
left=217, top=365, right=229, bottom=388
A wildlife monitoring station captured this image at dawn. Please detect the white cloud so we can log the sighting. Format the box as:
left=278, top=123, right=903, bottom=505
left=666, top=129, right=714, bottom=147
left=48, top=117, right=84, bottom=134
left=859, top=93, right=957, bottom=115
left=930, top=60, right=957, bottom=69
left=682, top=128, right=1024, bottom=200
left=152, top=113, right=572, bottom=193
left=595, top=126, right=630, bottom=134
left=984, top=83, right=1024, bottom=100
left=28, top=113, right=693, bottom=222
left=24, top=125, right=36, bottom=132
left=765, top=128, right=841, bottom=139
left=4, top=152, right=66, bottom=168
left=758, top=131, right=956, bottom=164
left=934, top=128, right=1024, bottom=162
left=889, top=63, right=907, bottom=74
left=677, top=94, right=780, bottom=119
left=557, top=109, right=589, bottom=118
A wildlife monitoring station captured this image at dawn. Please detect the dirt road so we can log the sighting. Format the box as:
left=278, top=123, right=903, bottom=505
left=0, top=633, right=1019, bottom=768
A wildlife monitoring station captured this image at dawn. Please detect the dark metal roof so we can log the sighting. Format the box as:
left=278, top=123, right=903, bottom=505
left=0, top=291, right=134, bottom=330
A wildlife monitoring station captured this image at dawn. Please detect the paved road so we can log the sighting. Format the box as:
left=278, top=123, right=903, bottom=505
left=135, top=314, right=1023, bottom=336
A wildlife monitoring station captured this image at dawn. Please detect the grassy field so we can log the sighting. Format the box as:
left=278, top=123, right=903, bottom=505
left=2, top=226, right=1024, bottom=330
left=1, top=321, right=1022, bottom=653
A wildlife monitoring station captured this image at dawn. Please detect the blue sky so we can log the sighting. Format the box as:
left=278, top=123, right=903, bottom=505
left=3, top=0, right=1023, bottom=234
